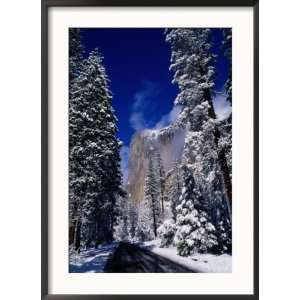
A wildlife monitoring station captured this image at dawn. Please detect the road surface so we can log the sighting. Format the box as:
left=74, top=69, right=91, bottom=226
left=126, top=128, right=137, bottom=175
left=104, top=242, right=195, bottom=273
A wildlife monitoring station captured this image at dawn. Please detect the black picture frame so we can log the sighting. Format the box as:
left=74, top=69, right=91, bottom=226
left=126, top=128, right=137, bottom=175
left=41, top=0, right=259, bottom=299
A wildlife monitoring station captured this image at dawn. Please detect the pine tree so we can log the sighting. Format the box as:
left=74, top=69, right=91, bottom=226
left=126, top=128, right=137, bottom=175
left=157, top=161, right=182, bottom=248
left=166, top=28, right=232, bottom=218
left=219, top=28, right=232, bottom=182
left=166, top=29, right=215, bottom=109
left=173, top=166, right=218, bottom=256
left=218, top=116, right=232, bottom=181
left=153, top=149, right=166, bottom=217
left=69, top=28, right=84, bottom=248
left=69, top=49, right=123, bottom=250
left=169, top=159, right=183, bottom=221
left=114, top=195, right=130, bottom=241
left=222, top=28, right=232, bottom=104
left=157, top=219, right=176, bottom=247
left=183, top=102, right=232, bottom=253
left=69, top=28, right=84, bottom=82
left=128, top=201, right=139, bottom=240
left=144, top=156, right=161, bottom=237
left=136, top=198, right=154, bottom=242
left=136, top=155, right=161, bottom=241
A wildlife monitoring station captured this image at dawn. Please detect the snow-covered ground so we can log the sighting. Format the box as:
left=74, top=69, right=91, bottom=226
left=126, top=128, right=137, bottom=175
left=140, top=240, right=232, bottom=273
left=69, top=242, right=119, bottom=273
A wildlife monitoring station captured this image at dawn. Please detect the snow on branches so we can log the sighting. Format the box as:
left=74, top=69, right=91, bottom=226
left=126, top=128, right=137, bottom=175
left=69, top=30, right=124, bottom=251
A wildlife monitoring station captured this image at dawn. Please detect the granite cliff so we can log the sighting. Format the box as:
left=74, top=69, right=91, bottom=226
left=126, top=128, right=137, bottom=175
left=127, top=128, right=185, bottom=205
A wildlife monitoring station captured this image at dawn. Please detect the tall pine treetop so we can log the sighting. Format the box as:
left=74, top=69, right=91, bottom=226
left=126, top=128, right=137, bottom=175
left=166, top=28, right=215, bottom=108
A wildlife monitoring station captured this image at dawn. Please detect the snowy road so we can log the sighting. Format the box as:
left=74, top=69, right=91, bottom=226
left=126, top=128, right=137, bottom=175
left=104, top=242, right=195, bottom=273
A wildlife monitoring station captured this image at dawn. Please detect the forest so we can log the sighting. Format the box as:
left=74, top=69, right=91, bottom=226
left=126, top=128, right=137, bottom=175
left=69, top=28, right=232, bottom=273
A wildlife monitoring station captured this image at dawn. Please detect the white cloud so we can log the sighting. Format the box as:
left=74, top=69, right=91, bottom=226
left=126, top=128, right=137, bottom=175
left=129, top=81, right=159, bottom=131
left=129, top=112, right=147, bottom=131
left=154, top=105, right=182, bottom=129
left=212, top=94, right=232, bottom=120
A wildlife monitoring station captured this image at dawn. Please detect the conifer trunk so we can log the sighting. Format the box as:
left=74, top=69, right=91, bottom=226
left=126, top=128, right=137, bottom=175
left=69, top=201, right=79, bottom=245
left=160, top=190, right=165, bottom=216
left=74, top=220, right=81, bottom=252
left=151, top=194, right=157, bottom=237
left=206, top=91, right=232, bottom=216
left=69, top=224, right=75, bottom=245
left=194, top=48, right=232, bottom=216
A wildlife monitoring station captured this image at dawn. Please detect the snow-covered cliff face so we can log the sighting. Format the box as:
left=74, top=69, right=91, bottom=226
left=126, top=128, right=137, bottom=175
left=127, top=128, right=185, bottom=205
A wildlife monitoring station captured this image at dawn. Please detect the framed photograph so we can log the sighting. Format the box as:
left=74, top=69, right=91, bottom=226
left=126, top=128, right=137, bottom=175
left=42, top=0, right=258, bottom=299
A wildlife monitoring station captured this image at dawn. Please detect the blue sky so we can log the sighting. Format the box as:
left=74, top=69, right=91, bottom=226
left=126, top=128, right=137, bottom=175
left=81, top=29, right=178, bottom=146
left=80, top=28, right=231, bottom=180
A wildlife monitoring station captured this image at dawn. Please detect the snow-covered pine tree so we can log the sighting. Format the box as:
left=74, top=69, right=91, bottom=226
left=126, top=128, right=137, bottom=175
left=69, top=48, right=123, bottom=250
left=157, top=160, right=182, bottom=248
left=114, top=194, right=130, bottom=241
left=173, top=166, right=218, bottom=256
left=214, top=29, right=232, bottom=252
left=183, top=101, right=232, bottom=253
left=218, top=116, right=232, bottom=181
left=219, top=28, right=232, bottom=182
left=165, top=28, right=232, bottom=217
left=153, top=149, right=166, bottom=217
left=128, top=201, right=139, bottom=240
left=169, top=159, right=183, bottom=221
left=136, top=197, right=154, bottom=242
left=222, top=28, right=232, bottom=104
left=157, top=219, right=176, bottom=247
left=69, top=28, right=84, bottom=82
left=166, top=28, right=232, bottom=253
left=69, top=28, right=84, bottom=248
left=145, top=156, right=161, bottom=237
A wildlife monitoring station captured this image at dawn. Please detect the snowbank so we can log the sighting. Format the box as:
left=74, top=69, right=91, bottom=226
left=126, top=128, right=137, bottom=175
left=140, top=240, right=232, bottom=273
left=69, top=242, right=119, bottom=273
